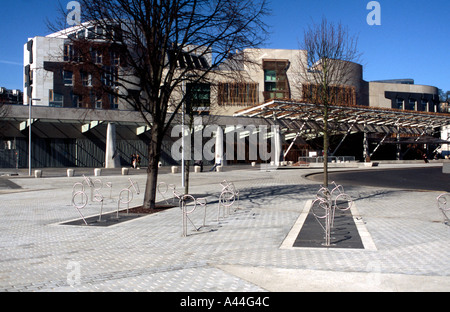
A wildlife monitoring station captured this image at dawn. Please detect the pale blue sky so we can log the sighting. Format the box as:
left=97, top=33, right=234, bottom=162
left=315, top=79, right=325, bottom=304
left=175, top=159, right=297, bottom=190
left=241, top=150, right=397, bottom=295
left=0, top=0, right=448, bottom=92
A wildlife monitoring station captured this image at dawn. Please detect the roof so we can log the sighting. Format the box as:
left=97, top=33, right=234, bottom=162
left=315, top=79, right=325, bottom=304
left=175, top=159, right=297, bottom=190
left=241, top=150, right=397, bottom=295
left=234, top=100, right=450, bottom=133
left=233, top=99, right=450, bottom=135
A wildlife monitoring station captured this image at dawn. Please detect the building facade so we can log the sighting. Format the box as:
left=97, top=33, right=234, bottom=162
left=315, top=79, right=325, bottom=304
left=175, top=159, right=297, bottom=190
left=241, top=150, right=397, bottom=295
left=1, top=25, right=443, bottom=169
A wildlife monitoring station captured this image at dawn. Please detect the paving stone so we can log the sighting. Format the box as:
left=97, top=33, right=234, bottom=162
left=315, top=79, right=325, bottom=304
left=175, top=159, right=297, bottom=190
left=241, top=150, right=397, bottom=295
left=0, top=165, right=449, bottom=292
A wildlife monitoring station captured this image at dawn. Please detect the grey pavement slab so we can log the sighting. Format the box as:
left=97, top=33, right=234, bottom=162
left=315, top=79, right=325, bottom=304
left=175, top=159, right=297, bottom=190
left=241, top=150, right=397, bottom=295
left=0, top=163, right=449, bottom=295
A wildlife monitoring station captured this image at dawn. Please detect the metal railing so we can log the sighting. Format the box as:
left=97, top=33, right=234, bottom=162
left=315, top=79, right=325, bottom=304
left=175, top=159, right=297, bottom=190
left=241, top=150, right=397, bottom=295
left=298, top=156, right=356, bottom=164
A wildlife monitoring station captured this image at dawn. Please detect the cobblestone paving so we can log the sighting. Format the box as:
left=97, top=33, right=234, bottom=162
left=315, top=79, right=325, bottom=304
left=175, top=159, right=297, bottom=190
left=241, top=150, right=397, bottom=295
left=0, top=165, right=449, bottom=292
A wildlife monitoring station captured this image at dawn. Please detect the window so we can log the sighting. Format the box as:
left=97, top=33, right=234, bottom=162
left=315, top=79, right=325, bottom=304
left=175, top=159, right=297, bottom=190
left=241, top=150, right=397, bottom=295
left=95, top=94, right=102, bottom=109
left=394, top=98, right=403, bottom=110
left=76, top=30, right=85, bottom=39
left=101, top=66, right=118, bottom=87
left=111, top=51, right=120, bottom=66
left=49, top=89, right=63, bottom=107
left=418, top=100, right=427, bottom=112
left=64, top=45, right=73, bottom=62
left=81, top=72, right=92, bottom=87
left=218, top=82, right=258, bottom=106
left=91, top=49, right=103, bottom=64
left=71, top=93, right=81, bottom=108
left=406, top=99, right=416, bottom=110
left=187, top=83, right=210, bottom=108
left=87, top=27, right=96, bottom=39
left=63, top=70, right=73, bottom=86
left=109, top=93, right=119, bottom=109
left=262, top=60, right=290, bottom=101
left=429, top=103, right=435, bottom=112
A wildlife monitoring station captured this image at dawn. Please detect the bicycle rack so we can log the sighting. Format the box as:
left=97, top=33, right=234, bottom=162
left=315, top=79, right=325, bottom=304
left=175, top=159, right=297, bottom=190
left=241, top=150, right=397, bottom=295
left=310, top=181, right=353, bottom=246
left=158, top=182, right=177, bottom=204
left=179, top=193, right=207, bottom=237
left=217, top=189, right=236, bottom=221
left=71, top=190, right=89, bottom=225
left=116, top=178, right=140, bottom=218
left=437, top=193, right=450, bottom=225
left=217, top=180, right=240, bottom=221
left=93, top=191, right=105, bottom=222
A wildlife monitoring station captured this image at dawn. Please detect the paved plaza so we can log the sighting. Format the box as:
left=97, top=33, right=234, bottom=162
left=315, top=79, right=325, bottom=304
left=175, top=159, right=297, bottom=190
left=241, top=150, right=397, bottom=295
left=0, top=163, right=449, bottom=293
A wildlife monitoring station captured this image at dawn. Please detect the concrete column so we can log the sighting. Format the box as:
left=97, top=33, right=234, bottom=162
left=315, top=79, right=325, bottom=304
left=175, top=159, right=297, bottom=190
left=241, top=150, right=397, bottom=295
left=105, top=123, right=120, bottom=168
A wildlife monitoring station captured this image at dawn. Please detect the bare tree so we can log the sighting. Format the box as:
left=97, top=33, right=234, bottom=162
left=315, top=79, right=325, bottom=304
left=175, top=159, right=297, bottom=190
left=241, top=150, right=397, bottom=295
left=52, top=0, right=269, bottom=208
left=296, top=18, right=361, bottom=188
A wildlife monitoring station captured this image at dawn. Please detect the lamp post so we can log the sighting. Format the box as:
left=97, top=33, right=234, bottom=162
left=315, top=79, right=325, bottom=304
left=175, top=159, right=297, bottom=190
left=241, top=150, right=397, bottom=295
left=28, top=97, right=40, bottom=176
left=181, top=82, right=186, bottom=189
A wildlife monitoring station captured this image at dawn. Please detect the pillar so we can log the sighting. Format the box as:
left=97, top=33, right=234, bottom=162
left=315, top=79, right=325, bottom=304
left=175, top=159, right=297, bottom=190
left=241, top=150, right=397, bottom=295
left=105, top=123, right=120, bottom=168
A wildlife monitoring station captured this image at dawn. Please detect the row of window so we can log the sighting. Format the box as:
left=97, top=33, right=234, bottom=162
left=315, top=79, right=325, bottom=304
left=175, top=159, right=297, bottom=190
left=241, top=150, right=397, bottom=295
left=67, top=25, right=122, bottom=42
left=64, top=44, right=120, bottom=65
left=49, top=89, right=118, bottom=109
left=393, top=98, right=436, bottom=112
left=62, top=67, right=118, bottom=87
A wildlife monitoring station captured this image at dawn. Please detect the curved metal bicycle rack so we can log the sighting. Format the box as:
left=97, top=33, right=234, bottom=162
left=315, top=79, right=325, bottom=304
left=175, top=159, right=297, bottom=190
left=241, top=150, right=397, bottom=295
left=437, top=193, right=450, bottom=225
left=310, top=181, right=353, bottom=246
left=70, top=176, right=139, bottom=224
left=71, top=190, right=89, bottom=225
left=116, top=178, right=140, bottom=218
left=179, top=193, right=207, bottom=237
left=93, top=191, right=105, bottom=222
left=157, top=182, right=177, bottom=204
left=217, top=180, right=239, bottom=220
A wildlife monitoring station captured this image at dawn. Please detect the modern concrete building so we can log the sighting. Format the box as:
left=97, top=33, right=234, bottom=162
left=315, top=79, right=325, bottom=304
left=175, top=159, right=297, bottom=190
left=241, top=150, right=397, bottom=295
left=0, top=87, right=23, bottom=105
left=0, top=24, right=447, bottom=170
left=368, top=79, right=440, bottom=112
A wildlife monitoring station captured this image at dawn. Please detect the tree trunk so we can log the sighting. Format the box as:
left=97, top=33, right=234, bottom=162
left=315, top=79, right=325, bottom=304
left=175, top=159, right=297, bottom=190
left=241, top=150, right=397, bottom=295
left=143, top=125, right=161, bottom=209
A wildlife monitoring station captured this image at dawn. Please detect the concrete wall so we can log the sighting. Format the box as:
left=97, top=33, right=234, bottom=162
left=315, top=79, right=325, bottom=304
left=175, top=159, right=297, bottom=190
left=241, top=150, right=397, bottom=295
left=369, top=81, right=439, bottom=109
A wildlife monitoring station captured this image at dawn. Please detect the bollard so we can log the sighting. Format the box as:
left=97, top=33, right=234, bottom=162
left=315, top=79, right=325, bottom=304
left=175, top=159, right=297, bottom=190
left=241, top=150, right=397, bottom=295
left=171, top=166, right=178, bottom=174
left=94, top=168, right=102, bottom=176
left=67, top=169, right=74, bottom=177
left=122, top=167, right=129, bottom=176
left=194, top=166, right=201, bottom=173
left=216, top=166, right=223, bottom=172
left=34, top=170, right=42, bottom=178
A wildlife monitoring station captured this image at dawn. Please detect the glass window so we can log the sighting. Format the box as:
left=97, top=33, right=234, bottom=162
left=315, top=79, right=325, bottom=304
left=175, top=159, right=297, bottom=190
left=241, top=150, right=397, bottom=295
left=49, top=90, right=63, bottom=107
left=87, top=27, right=96, bottom=39
left=95, top=95, right=102, bottom=109
left=63, top=71, right=73, bottom=86
left=109, top=93, right=119, bottom=109
left=91, top=50, right=102, bottom=64
left=418, top=100, right=427, bottom=112
left=101, top=66, right=118, bottom=87
left=64, top=45, right=73, bottom=62
left=81, top=72, right=92, bottom=87
left=262, top=60, right=290, bottom=101
left=406, top=99, right=415, bottom=110
left=395, top=98, right=403, bottom=110
left=187, top=83, right=210, bottom=108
